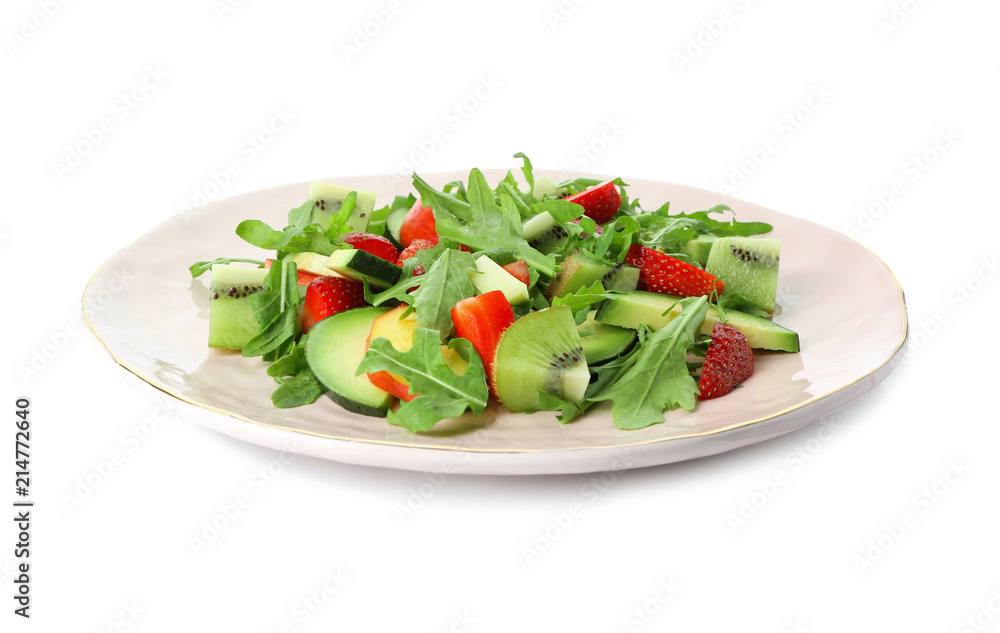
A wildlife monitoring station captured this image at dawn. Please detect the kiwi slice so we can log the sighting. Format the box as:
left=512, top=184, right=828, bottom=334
left=491, top=305, right=590, bottom=413
left=522, top=212, right=569, bottom=255
left=307, top=182, right=378, bottom=233
left=705, top=237, right=781, bottom=313
left=208, top=263, right=268, bottom=350
left=681, top=234, right=716, bottom=266
left=545, top=251, right=640, bottom=300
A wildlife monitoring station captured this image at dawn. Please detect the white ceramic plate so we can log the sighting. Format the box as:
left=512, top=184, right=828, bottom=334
left=83, top=170, right=907, bottom=475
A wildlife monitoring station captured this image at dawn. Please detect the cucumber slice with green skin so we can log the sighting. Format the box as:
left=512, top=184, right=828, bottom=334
left=305, top=307, right=394, bottom=417
left=384, top=206, right=409, bottom=250
left=577, top=311, right=637, bottom=365
left=326, top=248, right=402, bottom=289
left=595, top=290, right=799, bottom=352
left=308, top=182, right=378, bottom=233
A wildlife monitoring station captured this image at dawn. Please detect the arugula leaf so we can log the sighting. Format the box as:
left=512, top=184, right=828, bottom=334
left=412, top=248, right=478, bottom=338
left=412, top=173, right=472, bottom=221
left=550, top=281, right=614, bottom=324
left=287, top=200, right=314, bottom=228
left=714, top=291, right=772, bottom=319
left=529, top=199, right=584, bottom=223
left=242, top=259, right=301, bottom=361
left=513, top=151, right=534, bottom=193
left=189, top=257, right=264, bottom=278
left=266, top=340, right=323, bottom=408
left=433, top=168, right=557, bottom=277
left=589, top=296, right=709, bottom=429
left=357, top=330, right=489, bottom=432
left=235, top=220, right=336, bottom=258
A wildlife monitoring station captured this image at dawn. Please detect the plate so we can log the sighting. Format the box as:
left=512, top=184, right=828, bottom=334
left=83, top=170, right=907, bottom=475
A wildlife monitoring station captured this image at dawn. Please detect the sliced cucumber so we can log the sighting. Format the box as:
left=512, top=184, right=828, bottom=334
left=577, top=311, right=637, bottom=365
left=595, top=290, right=799, bottom=352
left=384, top=206, right=409, bottom=249
left=288, top=251, right=341, bottom=277
left=326, top=248, right=402, bottom=289
left=305, top=307, right=394, bottom=417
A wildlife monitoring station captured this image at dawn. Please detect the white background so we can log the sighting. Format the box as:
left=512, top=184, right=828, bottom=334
left=3, top=0, right=999, bottom=631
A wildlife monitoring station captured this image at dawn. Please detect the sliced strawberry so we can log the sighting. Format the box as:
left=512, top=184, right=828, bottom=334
left=399, top=199, right=439, bottom=247
left=698, top=322, right=754, bottom=400
left=265, top=258, right=318, bottom=286
left=563, top=181, right=621, bottom=224
left=625, top=244, right=724, bottom=297
left=451, top=290, right=516, bottom=397
left=397, top=238, right=436, bottom=266
left=344, top=232, right=399, bottom=263
left=300, top=276, right=368, bottom=333
left=501, top=259, right=530, bottom=287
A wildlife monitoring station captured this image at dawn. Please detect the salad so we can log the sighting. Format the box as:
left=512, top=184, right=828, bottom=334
left=190, top=153, right=799, bottom=433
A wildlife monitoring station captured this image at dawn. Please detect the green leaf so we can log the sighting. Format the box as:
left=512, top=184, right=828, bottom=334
left=412, top=248, right=478, bottom=338
left=236, top=220, right=335, bottom=257
left=189, top=257, right=264, bottom=278
left=412, top=173, right=472, bottom=221
left=513, top=151, right=534, bottom=192
left=529, top=199, right=585, bottom=223
left=287, top=200, right=314, bottom=228
left=266, top=340, right=323, bottom=408
left=357, top=330, right=489, bottom=432
left=242, top=260, right=301, bottom=361
left=550, top=281, right=613, bottom=324
left=589, top=297, right=709, bottom=430
left=432, top=169, right=557, bottom=277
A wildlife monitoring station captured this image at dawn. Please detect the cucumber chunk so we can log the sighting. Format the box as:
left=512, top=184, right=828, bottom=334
left=596, top=290, right=799, bottom=352
left=326, top=248, right=402, bottom=289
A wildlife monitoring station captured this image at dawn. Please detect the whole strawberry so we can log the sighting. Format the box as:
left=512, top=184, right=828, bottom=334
left=300, top=276, right=368, bottom=333
left=698, top=322, right=754, bottom=400
left=625, top=244, right=725, bottom=297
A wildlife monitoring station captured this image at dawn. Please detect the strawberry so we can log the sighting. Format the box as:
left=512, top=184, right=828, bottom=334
left=344, top=232, right=399, bottom=263
left=698, top=322, right=755, bottom=400
left=399, top=199, right=439, bottom=247
left=451, top=290, right=516, bottom=397
left=264, top=258, right=318, bottom=286
left=563, top=180, right=621, bottom=224
left=300, top=276, right=368, bottom=333
left=397, top=238, right=436, bottom=266
left=625, top=244, right=725, bottom=297
left=501, top=259, right=530, bottom=287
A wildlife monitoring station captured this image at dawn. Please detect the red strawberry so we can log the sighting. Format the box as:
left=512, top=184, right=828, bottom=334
left=501, top=259, right=530, bottom=287
left=300, top=276, right=368, bottom=333
left=399, top=199, right=439, bottom=247
left=451, top=290, right=516, bottom=397
left=698, top=322, right=755, bottom=400
left=265, top=258, right=318, bottom=286
left=563, top=181, right=621, bottom=224
left=625, top=244, right=724, bottom=297
left=344, top=232, right=400, bottom=263
left=397, top=238, right=436, bottom=266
